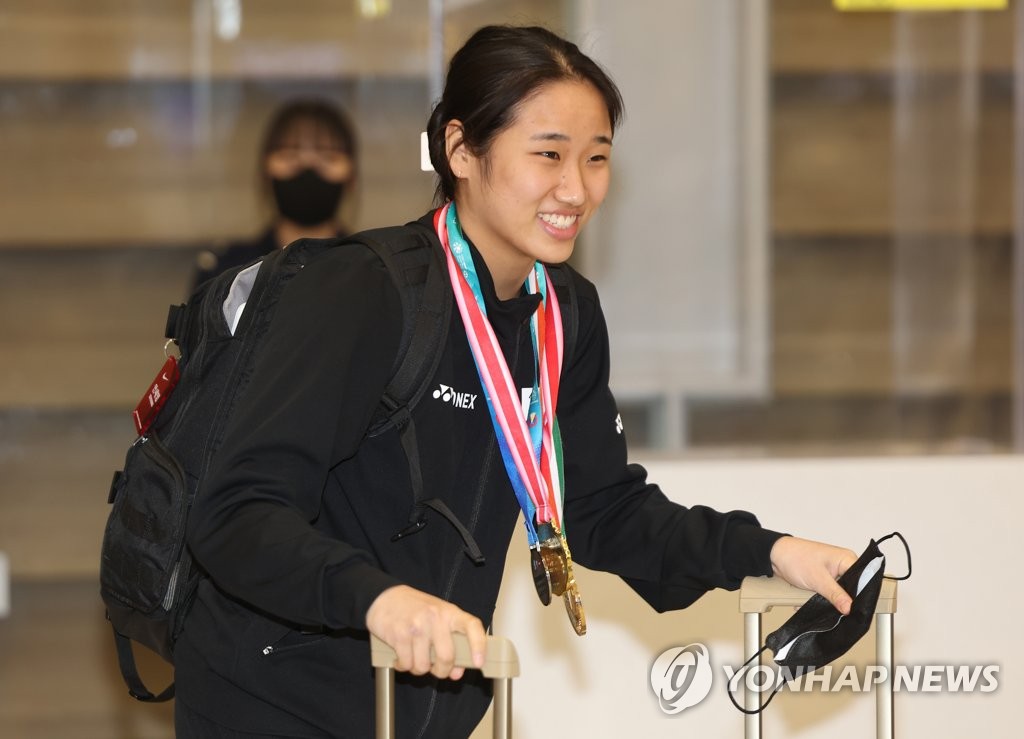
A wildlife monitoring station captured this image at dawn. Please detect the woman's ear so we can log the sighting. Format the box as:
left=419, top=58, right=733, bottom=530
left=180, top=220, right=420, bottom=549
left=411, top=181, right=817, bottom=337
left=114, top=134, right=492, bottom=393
left=444, top=120, right=470, bottom=179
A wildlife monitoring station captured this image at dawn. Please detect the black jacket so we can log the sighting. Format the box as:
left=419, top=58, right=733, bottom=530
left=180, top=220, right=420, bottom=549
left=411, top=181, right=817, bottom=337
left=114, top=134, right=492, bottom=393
left=176, top=211, right=783, bottom=738
left=191, top=228, right=279, bottom=293
left=191, top=226, right=348, bottom=293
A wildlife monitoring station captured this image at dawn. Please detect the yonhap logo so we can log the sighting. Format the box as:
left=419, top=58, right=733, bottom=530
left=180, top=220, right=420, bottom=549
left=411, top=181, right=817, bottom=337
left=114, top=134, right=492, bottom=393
left=650, top=643, right=714, bottom=714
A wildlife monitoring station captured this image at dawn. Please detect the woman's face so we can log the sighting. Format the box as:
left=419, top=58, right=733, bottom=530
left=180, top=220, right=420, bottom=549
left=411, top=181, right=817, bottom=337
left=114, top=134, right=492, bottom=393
left=451, top=80, right=612, bottom=293
left=265, top=119, right=354, bottom=184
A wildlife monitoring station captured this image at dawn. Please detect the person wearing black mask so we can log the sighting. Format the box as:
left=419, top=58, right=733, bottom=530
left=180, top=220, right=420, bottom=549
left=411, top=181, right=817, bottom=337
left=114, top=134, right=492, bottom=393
left=191, top=98, right=357, bottom=290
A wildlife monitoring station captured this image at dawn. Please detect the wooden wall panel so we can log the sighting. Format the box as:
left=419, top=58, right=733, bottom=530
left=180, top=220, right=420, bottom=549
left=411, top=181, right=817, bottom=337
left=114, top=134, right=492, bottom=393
left=0, top=248, right=195, bottom=408
left=0, top=0, right=423, bottom=80
left=0, top=77, right=434, bottom=245
left=773, top=0, right=1015, bottom=74
left=968, top=236, right=1014, bottom=390
left=0, top=0, right=1012, bottom=469
left=772, top=236, right=1012, bottom=396
left=773, top=236, right=893, bottom=395
left=0, top=411, right=130, bottom=578
left=0, top=580, right=174, bottom=738
left=686, top=395, right=1011, bottom=452
left=772, top=78, right=1013, bottom=236
left=0, top=0, right=560, bottom=80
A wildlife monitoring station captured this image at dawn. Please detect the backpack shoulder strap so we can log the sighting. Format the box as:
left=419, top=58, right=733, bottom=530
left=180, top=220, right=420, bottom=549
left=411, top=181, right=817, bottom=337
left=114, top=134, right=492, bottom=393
left=356, top=220, right=451, bottom=435
left=357, top=222, right=486, bottom=562
left=364, top=228, right=580, bottom=421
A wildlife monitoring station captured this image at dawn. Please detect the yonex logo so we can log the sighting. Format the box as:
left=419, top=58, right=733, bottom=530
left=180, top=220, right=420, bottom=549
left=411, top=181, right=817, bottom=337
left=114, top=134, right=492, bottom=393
left=432, top=384, right=478, bottom=410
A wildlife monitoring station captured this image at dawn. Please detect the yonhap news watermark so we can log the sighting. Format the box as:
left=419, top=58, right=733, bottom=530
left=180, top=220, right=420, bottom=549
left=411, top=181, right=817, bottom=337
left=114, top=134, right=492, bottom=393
left=649, top=643, right=1000, bottom=715
left=723, top=662, right=1001, bottom=696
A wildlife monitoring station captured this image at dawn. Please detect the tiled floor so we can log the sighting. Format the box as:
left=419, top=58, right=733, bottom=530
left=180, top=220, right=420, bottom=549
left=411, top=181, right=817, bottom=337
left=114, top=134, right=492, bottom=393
left=0, top=579, right=174, bottom=738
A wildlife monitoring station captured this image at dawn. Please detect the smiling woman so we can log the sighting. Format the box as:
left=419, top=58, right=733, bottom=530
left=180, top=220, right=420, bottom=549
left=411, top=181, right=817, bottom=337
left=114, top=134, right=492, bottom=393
left=426, top=29, right=621, bottom=297
left=172, top=24, right=857, bottom=739
left=445, top=80, right=612, bottom=297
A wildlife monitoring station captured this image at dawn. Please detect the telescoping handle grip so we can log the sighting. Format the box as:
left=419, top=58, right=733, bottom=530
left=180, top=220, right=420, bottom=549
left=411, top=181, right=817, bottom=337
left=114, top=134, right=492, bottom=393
left=369, top=632, right=520, bottom=677
left=370, top=633, right=520, bottom=739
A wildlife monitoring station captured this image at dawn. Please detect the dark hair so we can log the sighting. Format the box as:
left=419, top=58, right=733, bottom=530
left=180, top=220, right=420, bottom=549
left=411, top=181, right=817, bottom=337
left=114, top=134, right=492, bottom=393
left=427, top=25, right=624, bottom=204
left=260, top=98, right=358, bottom=165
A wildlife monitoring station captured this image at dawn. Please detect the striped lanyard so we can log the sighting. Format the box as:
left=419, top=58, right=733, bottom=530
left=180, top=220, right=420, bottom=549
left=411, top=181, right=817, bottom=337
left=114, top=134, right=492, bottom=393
left=434, top=203, right=565, bottom=547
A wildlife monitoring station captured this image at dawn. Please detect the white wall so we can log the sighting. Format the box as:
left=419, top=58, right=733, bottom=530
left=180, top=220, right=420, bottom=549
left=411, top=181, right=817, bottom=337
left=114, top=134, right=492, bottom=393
left=473, top=455, right=1020, bottom=738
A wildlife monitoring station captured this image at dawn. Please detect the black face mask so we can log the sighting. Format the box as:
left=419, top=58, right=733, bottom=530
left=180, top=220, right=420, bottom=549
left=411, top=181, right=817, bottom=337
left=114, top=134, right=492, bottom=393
left=271, top=168, right=344, bottom=227
left=729, top=531, right=912, bottom=714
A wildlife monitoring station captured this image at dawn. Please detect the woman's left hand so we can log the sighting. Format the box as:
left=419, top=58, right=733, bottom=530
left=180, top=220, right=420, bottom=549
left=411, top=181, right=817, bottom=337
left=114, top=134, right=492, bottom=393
left=769, top=536, right=858, bottom=615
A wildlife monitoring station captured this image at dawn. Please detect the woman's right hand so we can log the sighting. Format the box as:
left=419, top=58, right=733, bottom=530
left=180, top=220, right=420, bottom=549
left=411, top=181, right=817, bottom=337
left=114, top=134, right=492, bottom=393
left=366, top=584, right=486, bottom=680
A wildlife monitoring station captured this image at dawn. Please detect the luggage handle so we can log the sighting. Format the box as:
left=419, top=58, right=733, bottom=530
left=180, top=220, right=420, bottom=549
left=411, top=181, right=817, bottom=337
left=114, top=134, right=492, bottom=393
left=739, top=576, right=898, bottom=739
left=370, top=633, right=519, bottom=739
left=369, top=632, right=520, bottom=677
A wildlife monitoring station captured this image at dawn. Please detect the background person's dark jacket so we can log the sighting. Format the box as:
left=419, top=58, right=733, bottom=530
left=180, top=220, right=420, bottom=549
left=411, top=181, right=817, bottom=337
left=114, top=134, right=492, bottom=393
left=190, top=226, right=347, bottom=293
left=191, top=228, right=278, bottom=293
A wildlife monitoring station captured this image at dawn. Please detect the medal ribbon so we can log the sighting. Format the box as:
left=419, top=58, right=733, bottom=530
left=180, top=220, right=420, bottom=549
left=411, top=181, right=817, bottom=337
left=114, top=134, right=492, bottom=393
left=434, top=203, right=565, bottom=545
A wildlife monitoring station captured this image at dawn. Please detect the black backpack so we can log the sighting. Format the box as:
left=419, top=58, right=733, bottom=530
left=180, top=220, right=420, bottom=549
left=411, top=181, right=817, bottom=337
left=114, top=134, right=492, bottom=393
left=99, top=220, right=579, bottom=702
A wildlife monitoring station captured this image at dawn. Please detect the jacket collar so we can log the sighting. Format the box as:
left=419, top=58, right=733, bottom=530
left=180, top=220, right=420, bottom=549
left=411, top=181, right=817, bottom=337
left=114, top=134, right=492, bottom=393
left=423, top=209, right=542, bottom=341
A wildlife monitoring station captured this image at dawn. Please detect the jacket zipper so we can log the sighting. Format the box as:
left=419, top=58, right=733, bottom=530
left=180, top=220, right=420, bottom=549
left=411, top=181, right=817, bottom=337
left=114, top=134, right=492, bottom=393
left=415, top=328, right=521, bottom=739
left=414, top=436, right=496, bottom=739
left=261, top=629, right=327, bottom=657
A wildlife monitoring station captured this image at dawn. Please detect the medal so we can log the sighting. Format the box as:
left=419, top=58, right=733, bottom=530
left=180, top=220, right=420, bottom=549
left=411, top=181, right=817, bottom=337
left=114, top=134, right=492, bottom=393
left=530, top=547, right=552, bottom=605
left=563, top=577, right=587, bottom=636
left=539, top=537, right=568, bottom=596
left=531, top=534, right=585, bottom=633
left=531, top=523, right=569, bottom=605
left=558, top=528, right=586, bottom=635
left=437, top=203, right=586, bottom=635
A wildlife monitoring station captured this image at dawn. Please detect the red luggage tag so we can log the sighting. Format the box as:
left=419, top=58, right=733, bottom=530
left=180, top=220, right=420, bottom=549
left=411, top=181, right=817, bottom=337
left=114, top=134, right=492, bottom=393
left=132, top=355, right=180, bottom=437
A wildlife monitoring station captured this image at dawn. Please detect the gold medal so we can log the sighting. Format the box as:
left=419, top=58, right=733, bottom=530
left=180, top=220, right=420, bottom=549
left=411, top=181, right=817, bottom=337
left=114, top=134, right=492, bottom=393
left=563, top=583, right=586, bottom=635
left=531, top=523, right=586, bottom=635
left=539, top=537, right=568, bottom=595
left=531, top=534, right=568, bottom=605
left=562, top=557, right=587, bottom=636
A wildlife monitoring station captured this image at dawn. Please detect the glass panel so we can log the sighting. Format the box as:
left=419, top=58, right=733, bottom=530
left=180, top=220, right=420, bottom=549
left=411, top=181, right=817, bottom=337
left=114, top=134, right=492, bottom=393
left=574, top=0, right=771, bottom=451
left=0, top=1, right=1014, bottom=484
left=584, top=0, right=1016, bottom=456
left=0, top=0, right=569, bottom=248
left=0, top=0, right=566, bottom=408
left=0, top=0, right=441, bottom=247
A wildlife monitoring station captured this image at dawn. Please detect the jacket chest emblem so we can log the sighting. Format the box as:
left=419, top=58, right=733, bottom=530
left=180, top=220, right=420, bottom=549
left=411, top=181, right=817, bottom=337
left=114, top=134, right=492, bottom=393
left=432, top=383, right=478, bottom=410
